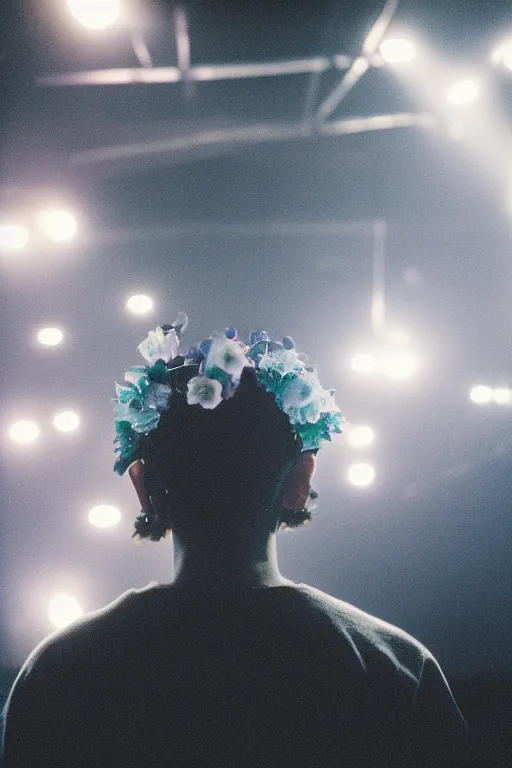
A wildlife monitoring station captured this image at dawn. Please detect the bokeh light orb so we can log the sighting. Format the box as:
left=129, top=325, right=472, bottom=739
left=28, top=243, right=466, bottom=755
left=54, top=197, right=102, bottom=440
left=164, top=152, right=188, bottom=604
left=504, top=45, right=512, bottom=72
left=37, top=327, right=64, bottom=346
left=493, top=387, right=512, bottom=405
left=67, top=0, right=122, bottom=30
left=446, top=79, right=480, bottom=106
left=37, top=209, right=77, bottom=242
left=9, top=420, right=40, bottom=444
left=0, top=224, right=29, bottom=250
left=350, top=352, right=377, bottom=373
left=48, top=593, right=84, bottom=630
left=469, top=385, right=493, bottom=404
left=491, top=41, right=512, bottom=71
left=347, top=425, right=375, bottom=449
left=380, top=38, right=417, bottom=64
left=126, top=294, right=153, bottom=315
left=53, top=410, right=80, bottom=432
left=382, top=350, right=417, bottom=379
left=348, top=463, right=375, bottom=487
left=88, top=504, right=122, bottom=528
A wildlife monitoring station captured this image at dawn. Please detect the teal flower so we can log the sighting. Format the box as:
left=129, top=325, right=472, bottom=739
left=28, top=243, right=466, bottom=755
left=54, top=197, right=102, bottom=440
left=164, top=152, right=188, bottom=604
left=113, top=369, right=172, bottom=434
left=113, top=420, right=141, bottom=475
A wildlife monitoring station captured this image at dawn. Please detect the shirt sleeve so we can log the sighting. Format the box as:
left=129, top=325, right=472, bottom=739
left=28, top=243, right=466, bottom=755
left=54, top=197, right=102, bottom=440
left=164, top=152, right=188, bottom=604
left=399, top=653, right=470, bottom=768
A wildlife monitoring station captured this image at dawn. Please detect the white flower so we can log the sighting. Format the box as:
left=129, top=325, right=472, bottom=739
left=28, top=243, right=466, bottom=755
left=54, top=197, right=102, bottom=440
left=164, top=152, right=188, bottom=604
left=205, top=338, right=248, bottom=377
left=282, top=373, right=317, bottom=410
left=138, top=327, right=179, bottom=364
left=187, top=376, right=223, bottom=409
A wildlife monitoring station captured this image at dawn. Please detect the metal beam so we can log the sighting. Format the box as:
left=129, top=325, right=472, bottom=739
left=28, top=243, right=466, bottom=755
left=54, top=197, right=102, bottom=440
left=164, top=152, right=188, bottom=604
left=315, top=0, right=400, bottom=123
left=70, top=113, right=434, bottom=166
left=36, top=55, right=352, bottom=87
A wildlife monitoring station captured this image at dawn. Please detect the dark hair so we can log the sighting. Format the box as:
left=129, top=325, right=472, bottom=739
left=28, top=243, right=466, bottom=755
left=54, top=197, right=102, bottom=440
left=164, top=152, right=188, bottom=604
left=134, top=366, right=315, bottom=541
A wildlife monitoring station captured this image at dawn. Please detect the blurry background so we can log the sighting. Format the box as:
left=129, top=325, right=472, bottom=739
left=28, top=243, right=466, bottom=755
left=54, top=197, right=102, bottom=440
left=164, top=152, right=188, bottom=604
left=1, top=2, right=511, bottom=764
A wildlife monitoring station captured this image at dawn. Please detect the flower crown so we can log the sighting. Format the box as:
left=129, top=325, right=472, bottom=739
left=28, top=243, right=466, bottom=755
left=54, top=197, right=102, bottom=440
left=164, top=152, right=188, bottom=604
left=112, top=313, right=345, bottom=475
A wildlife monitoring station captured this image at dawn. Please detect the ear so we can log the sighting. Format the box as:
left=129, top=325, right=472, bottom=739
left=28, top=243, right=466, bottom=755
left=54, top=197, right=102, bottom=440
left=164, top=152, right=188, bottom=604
left=281, top=451, right=317, bottom=510
left=128, top=459, right=151, bottom=511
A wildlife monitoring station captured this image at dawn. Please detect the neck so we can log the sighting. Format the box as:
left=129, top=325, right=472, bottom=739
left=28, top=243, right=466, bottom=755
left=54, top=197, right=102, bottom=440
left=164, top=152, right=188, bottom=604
left=169, top=520, right=295, bottom=591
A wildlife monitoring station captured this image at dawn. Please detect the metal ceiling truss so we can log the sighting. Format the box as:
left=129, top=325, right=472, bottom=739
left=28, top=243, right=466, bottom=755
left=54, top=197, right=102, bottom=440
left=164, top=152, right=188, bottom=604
left=38, top=0, right=430, bottom=165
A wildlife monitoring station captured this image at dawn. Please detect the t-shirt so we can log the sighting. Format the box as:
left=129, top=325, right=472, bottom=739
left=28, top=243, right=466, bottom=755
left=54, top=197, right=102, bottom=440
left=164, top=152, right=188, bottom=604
left=1, top=581, right=469, bottom=768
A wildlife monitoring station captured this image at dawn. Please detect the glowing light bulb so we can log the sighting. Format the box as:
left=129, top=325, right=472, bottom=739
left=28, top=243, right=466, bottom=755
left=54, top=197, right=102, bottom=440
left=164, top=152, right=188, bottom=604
left=48, top=593, right=84, bottom=629
left=469, top=385, right=493, bottom=404
left=88, top=504, right=122, bottom=528
left=493, top=387, right=512, bottom=405
left=37, top=209, right=77, bottom=242
left=348, top=463, right=375, bottom=487
left=380, top=38, right=417, bottom=64
left=67, top=0, right=122, bottom=30
left=37, top=327, right=64, bottom=346
left=126, top=294, right=153, bottom=315
left=53, top=411, right=80, bottom=432
left=350, top=352, right=377, bottom=373
left=9, top=420, right=40, bottom=444
left=347, top=425, right=375, bottom=449
left=0, top=224, right=29, bottom=250
left=446, top=79, right=480, bottom=106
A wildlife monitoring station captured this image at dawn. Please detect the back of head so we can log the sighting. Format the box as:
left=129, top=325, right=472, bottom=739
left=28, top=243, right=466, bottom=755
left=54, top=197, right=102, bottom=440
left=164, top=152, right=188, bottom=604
left=141, top=366, right=303, bottom=534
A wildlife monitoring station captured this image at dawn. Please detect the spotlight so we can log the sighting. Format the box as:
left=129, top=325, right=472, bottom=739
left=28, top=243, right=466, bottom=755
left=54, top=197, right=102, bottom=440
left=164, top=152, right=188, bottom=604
left=350, top=352, right=377, bottom=373
left=347, top=425, right=375, bottom=449
left=380, top=38, right=417, bottom=64
left=37, top=327, right=64, bottom=346
left=0, top=224, right=29, bottom=250
left=88, top=504, right=122, bottom=528
left=381, top=350, right=417, bottom=379
left=53, top=410, right=80, bottom=432
left=36, top=209, right=77, bottom=242
left=66, top=0, right=122, bottom=30
left=348, top=463, right=375, bottom=487
left=446, top=79, right=480, bottom=106
left=48, top=593, right=84, bottom=630
left=491, top=40, right=512, bottom=71
left=8, top=420, right=40, bottom=444
left=469, top=385, right=493, bottom=404
left=493, top=387, right=512, bottom=404
left=126, top=294, right=153, bottom=315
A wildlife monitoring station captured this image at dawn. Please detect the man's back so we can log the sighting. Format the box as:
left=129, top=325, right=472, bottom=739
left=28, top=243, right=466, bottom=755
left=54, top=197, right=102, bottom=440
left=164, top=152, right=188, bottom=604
left=1, top=582, right=468, bottom=768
